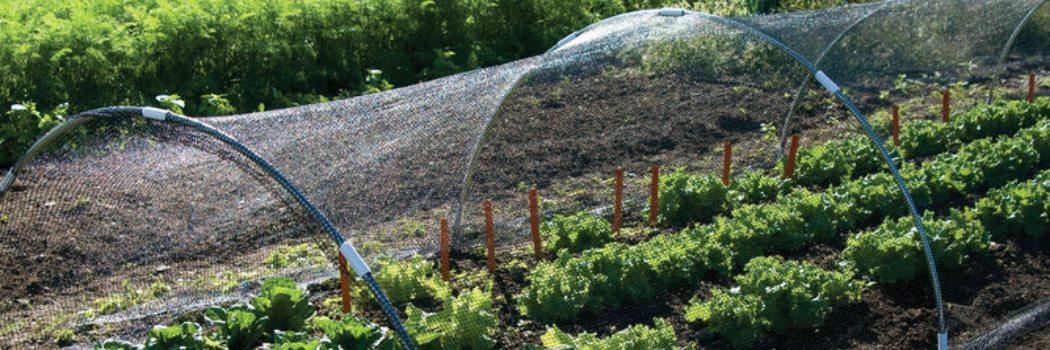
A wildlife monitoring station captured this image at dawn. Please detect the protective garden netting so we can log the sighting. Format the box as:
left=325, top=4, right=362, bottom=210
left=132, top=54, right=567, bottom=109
left=2, top=0, right=1050, bottom=348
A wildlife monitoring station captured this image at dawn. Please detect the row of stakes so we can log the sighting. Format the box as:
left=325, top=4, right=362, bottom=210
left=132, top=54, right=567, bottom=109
left=332, top=73, right=1042, bottom=313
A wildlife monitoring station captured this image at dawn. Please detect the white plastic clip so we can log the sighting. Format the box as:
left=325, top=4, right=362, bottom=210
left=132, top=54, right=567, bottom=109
left=339, top=242, right=372, bottom=277
left=815, top=71, right=841, bottom=94
left=658, top=8, right=686, bottom=17
left=141, top=107, right=169, bottom=121
left=938, top=332, right=948, bottom=350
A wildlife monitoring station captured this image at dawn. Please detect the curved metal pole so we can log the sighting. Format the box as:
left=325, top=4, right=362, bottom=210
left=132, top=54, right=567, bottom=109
left=688, top=12, right=948, bottom=348
left=458, top=8, right=949, bottom=347
left=454, top=9, right=684, bottom=233
left=450, top=65, right=536, bottom=234
left=0, top=107, right=417, bottom=350
left=0, top=115, right=103, bottom=192
left=545, top=9, right=668, bottom=53
left=775, top=0, right=897, bottom=161
left=986, top=0, right=1048, bottom=103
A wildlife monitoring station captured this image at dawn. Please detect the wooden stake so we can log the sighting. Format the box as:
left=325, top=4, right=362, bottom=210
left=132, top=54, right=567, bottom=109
left=440, top=218, right=450, bottom=282
left=529, top=189, right=542, bottom=260
left=722, top=142, right=732, bottom=186
left=338, top=253, right=352, bottom=313
left=649, top=165, right=659, bottom=226
left=892, top=104, right=901, bottom=147
left=484, top=199, right=496, bottom=273
left=1030, top=73, right=1037, bottom=104
left=785, top=134, right=800, bottom=179
left=942, top=90, right=951, bottom=123
left=613, top=168, right=624, bottom=234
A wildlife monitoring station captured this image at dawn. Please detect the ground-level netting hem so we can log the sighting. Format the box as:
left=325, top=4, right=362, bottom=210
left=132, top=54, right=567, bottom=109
left=964, top=295, right=1050, bottom=350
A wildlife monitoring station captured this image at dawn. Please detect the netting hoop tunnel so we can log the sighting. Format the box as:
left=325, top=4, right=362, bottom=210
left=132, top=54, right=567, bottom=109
left=0, top=107, right=419, bottom=350
left=2, top=0, right=1050, bottom=347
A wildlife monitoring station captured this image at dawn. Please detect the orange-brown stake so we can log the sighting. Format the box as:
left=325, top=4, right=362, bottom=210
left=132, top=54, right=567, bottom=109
left=338, top=253, right=352, bottom=313
left=785, top=134, right=800, bottom=179
left=613, top=168, right=624, bottom=233
left=942, top=90, right=951, bottom=123
left=1030, top=73, right=1037, bottom=104
left=484, top=199, right=496, bottom=273
left=892, top=104, right=901, bottom=147
left=529, top=189, right=542, bottom=260
left=440, top=218, right=450, bottom=282
left=722, top=141, right=732, bottom=186
left=649, top=165, right=659, bottom=226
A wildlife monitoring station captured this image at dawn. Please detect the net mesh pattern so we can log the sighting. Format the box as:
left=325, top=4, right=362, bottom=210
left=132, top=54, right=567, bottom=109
left=2, top=0, right=1050, bottom=349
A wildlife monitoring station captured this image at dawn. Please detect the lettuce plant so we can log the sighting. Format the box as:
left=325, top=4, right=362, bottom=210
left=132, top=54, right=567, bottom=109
left=952, top=137, right=1039, bottom=189
left=426, top=288, right=498, bottom=350
left=974, top=169, right=1050, bottom=238
left=729, top=170, right=784, bottom=204
left=842, top=210, right=988, bottom=283
left=786, top=139, right=854, bottom=186
left=541, top=211, right=612, bottom=254
left=251, top=278, right=315, bottom=335
left=205, top=305, right=267, bottom=350
left=144, top=322, right=210, bottom=350
left=264, top=331, right=323, bottom=350
left=657, top=168, right=730, bottom=226
left=313, top=316, right=391, bottom=350
left=952, top=99, right=1050, bottom=142
left=1020, top=120, right=1050, bottom=166
left=686, top=257, right=864, bottom=346
left=402, top=287, right=498, bottom=350
left=539, top=318, right=684, bottom=350
left=356, top=256, right=449, bottom=309
left=684, top=290, right=766, bottom=347
left=899, top=120, right=953, bottom=159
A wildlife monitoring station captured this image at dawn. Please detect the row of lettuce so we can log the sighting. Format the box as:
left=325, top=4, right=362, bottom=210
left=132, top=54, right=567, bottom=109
left=93, top=272, right=681, bottom=350
left=95, top=275, right=497, bottom=350
left=689, top=165, right=1050, bottom=346
left=516, top=99, right=1050, bottom=345
left=536, top=98, right=1049, bottom=256
left=92, top=164, right=1050, bottom=349
left=89, top=98, right=1050, bottom=348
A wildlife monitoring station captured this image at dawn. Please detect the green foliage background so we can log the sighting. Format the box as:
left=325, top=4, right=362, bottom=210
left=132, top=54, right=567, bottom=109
left=0, top=0, right=875, bottom=166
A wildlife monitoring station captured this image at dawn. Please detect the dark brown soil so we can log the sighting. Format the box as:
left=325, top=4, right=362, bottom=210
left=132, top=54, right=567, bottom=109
left=468, top=71, right=849, bottom=203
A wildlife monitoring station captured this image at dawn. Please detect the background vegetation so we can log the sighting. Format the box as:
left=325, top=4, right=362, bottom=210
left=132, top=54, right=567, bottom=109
left=0, top=0, right=874, bottom=166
